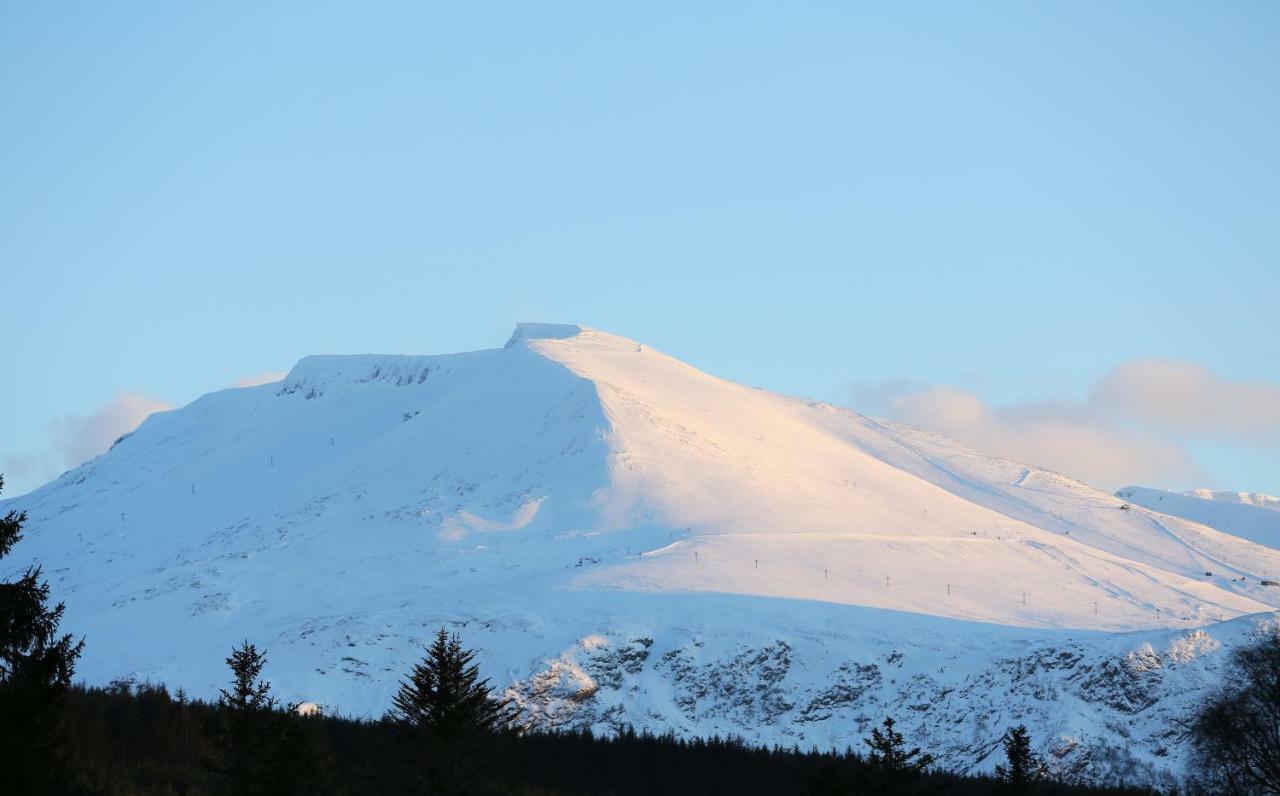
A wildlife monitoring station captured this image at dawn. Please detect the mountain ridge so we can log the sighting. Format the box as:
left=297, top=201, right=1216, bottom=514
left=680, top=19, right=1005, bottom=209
left=1182, top=488, right=1280, bottom=511
left=4, top=323, right=1278, bottom=785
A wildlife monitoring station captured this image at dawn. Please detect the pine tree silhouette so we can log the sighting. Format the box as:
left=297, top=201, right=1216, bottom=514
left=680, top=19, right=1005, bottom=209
left=263, top=703, right=339, bottom=796
left=392, top=626, right=517, bottom=793
left=995, top=724, right=1044, bottom=790
left=209, top=640, right=278, bottom=794
left=863, top=716, right=934, bottom=787
left=0, top=474, right=85, bottom=793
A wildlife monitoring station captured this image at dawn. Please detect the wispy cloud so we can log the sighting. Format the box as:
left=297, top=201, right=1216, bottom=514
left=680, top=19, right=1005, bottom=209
left=3, top=393, right=172, bottom=495
left=845, top=360, right=1280, bottom=491
left=232, top=371, right=288, bottom=389
left=1093, top=359, right=1280, bottom=445
left=50, top=393, right=173, bottom=469
left=3, top=368, right=284, bottom=496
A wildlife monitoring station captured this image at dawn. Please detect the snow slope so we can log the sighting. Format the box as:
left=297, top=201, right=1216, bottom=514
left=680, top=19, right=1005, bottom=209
left=1117, top=486, right=1280, bottom=552
left=4, top=324, right=1279, bottom=785
left=1183, top=488, right=1280, bottom=511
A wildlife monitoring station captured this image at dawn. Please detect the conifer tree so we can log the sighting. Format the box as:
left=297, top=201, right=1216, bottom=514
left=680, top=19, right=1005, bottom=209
left=209, top=640, right=277, bottom=794
left=801, top=754, right=857, bottom=795
left=0, top=474, right=85, bottom=793
left=392, top=626, right=517, bottom=793
left=863, top=716, right=933, bottom=784
left=995, top=724, right=1044, bottom=790
left=263, top=704, right=339, bottom=796
left=1189, top=629, right=1280, bottom=794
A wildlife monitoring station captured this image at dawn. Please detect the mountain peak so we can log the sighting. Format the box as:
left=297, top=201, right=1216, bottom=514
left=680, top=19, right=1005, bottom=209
left=6, top=328, right=1280, bottom=782
left=505, top=322, right=584, bottom=347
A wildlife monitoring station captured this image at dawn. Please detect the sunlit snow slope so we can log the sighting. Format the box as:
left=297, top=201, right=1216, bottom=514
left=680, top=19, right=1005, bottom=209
left=4, top=324, right=1279, bottom=784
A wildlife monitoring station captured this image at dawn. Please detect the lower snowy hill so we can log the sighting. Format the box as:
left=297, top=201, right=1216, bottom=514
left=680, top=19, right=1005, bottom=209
left=5, top=324, right=1279, bottom=786
left=1117, top=485, right=1280, bottom=552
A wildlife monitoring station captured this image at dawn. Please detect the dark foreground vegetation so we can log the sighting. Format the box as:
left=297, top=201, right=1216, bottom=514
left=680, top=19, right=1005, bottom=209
left=4, top=473, right=1280, bottom=794
left=58, top=680, right=1150, bottom=795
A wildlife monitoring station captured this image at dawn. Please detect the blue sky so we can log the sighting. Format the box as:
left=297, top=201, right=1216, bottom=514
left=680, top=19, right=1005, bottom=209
left=2, top=2, right=1277, bottom=496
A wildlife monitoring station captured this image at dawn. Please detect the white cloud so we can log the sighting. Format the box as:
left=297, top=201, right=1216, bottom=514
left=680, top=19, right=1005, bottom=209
left=881, top=385, right=1201, bottom=490
left=2, top=393, right=172, bottom=495
left=1093, top=359, right=1280, bottom=445
left=232, top=371, right=288, bottom=388
left=50, top=393, right=173, bottom=469
left=846, top=360, right=1280, bottom=491
left=3, top=369, right=286, bottom=496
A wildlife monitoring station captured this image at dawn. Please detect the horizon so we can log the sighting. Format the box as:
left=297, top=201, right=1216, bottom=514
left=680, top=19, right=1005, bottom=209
left=3, top=3, right=1278, bottom=497
left=5, top=319, right=1280, bottom=502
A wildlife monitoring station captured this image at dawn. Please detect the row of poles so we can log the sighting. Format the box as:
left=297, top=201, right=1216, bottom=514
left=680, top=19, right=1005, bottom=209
left=163, top=452, right=1264, bottom=623
left=619, top=544, right=1228, bottom=623
left=178, top=442, right=340, bottom=498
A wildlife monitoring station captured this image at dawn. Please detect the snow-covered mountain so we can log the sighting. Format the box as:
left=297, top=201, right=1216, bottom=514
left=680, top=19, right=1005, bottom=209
left=1116, top=485, right=1280, bottom=552
left=5, top=324, right=1279, bottom=786
left=1182, top=488, right=1280, bottom=512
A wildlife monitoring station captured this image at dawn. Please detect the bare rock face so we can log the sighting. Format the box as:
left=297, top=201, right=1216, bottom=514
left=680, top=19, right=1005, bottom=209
left=506, top=619, right=1254, bottom=789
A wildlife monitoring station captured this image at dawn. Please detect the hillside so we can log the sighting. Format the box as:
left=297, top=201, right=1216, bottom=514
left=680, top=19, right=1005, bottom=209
left=1182, top=488, right=1280, bottom=511
left=4, top=323, right=1278, bottom=785
left=1116, top=485, right=1280, bottom=552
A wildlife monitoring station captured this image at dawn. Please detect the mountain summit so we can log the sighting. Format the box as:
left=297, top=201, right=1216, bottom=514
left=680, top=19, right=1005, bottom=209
left=5, top=324, right=1279, bottom=784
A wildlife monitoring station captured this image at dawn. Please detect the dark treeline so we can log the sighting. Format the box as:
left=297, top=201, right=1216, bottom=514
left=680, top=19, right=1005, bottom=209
left=59, top=680, right=1155, bottom=796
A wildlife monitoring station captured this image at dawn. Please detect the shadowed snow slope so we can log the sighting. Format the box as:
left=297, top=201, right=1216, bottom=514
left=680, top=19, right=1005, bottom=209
left=1117, top=485, right=1280, bottom=551
left=4, top=324, right=1278, bottom=785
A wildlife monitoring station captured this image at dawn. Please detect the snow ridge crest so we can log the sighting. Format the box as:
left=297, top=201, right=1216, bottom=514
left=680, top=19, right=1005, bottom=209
left=505, top=323, right=583, bottom=348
